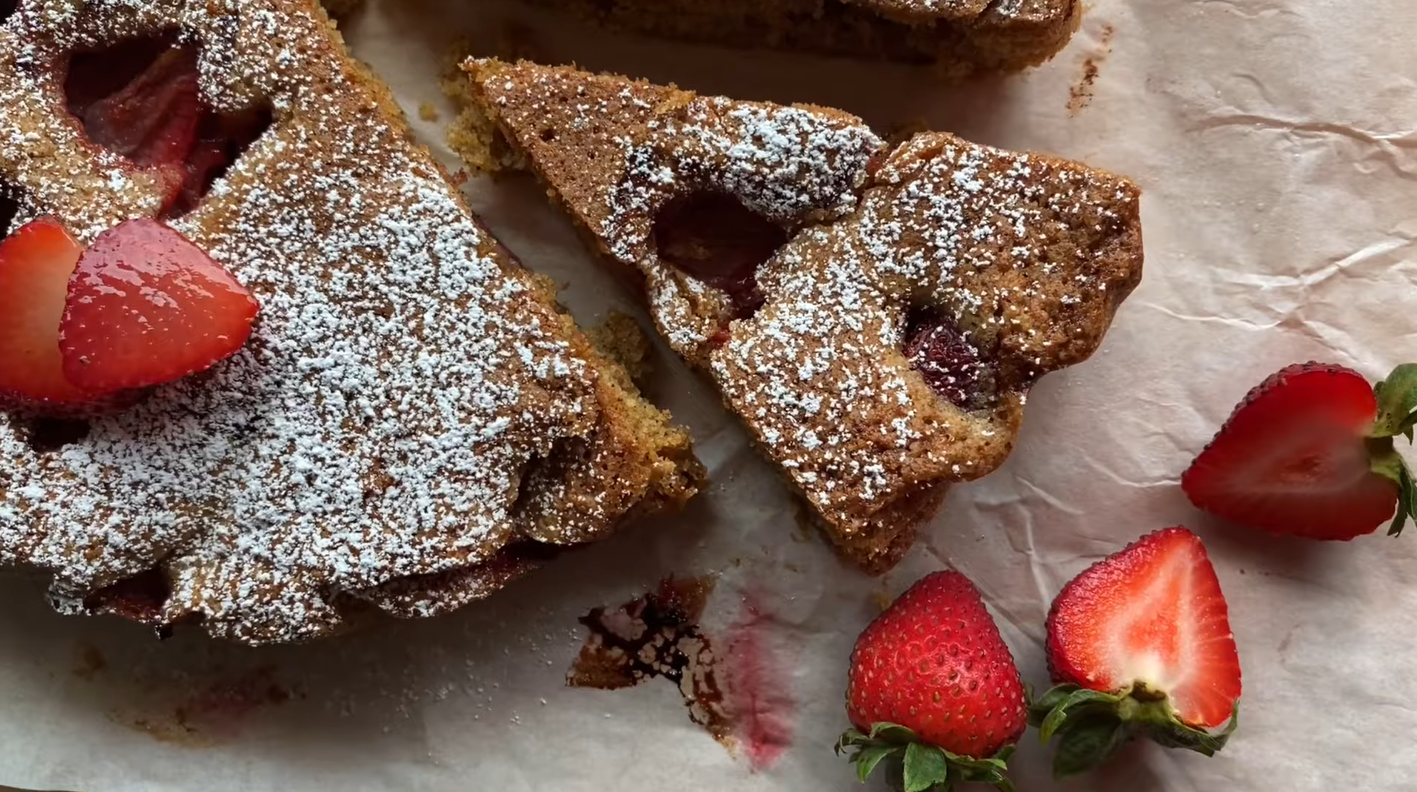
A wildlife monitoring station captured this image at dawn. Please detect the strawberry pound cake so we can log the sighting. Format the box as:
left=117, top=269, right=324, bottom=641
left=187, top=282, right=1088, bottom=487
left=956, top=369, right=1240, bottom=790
left=0, top=1, right=702, bottom=645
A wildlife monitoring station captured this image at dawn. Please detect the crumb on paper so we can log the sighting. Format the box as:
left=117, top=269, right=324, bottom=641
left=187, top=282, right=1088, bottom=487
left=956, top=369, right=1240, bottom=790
left=1068, top=23, right=1116, bottom=115
left=419, top=102, right=441, bottom=122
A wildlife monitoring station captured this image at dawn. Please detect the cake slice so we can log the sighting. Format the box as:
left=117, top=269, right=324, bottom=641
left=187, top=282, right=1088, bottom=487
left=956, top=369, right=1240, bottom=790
left=0, top=1, right=702, bottom=645
left=457, top=59, right=1143, bottom=573
left=517, top=0, right=1081, bottom=76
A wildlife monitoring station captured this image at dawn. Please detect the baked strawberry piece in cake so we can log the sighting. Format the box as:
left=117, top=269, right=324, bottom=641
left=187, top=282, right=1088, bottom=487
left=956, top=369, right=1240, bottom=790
left=0, top=1, right=702, bottom=644
left=513, top=0, right=1080, bottom=76
left=456, top=59, right=1143, bottom=573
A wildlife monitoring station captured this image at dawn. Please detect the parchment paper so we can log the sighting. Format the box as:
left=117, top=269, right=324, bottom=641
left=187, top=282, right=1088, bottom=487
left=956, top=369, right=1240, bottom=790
left=3, top=0, right=1416, bottom=789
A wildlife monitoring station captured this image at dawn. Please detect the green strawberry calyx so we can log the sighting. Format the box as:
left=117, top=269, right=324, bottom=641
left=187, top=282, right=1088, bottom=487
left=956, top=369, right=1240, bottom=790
left=1369, top=363, right=1417, bottom=536
left=1026, top=682, right=1238, bottom=779
left=835, top=722, right=1017, bottom=792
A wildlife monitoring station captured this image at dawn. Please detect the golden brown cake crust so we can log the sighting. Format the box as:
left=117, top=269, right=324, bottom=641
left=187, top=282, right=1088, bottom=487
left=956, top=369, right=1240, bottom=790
left=0, top=2, right=701, bottom=644
left=460, top=59, right=1142, bottom=573
left=519, top=0, right=1081, bottom=76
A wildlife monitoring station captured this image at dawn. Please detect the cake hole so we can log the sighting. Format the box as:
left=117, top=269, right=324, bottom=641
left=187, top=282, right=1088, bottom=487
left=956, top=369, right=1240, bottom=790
left=0, top=0, right=16, bottom=23
left=903, top=308, right=995, bottom=410
left=83, top=567, right=172, bottom=627
left=19, top=416, right=91, bottom=453
left=63, top=36, right=273, bottom=219
left=652, top=192, right=787, bottom=320
left=539, top=128, right=557, bottom=142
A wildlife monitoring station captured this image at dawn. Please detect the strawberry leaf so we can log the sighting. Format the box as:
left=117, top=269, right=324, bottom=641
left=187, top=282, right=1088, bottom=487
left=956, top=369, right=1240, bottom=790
left=1372, top=364, right=1417, bottom=439
left=854, top=745, right=897, bottom=782
left=838, top=722, right=1019, bottom=792
left=1052, top=715, right=1127, bottom=778
left=1030, top=684, right=1238, bottom=777
left=870, top=722, right=923, bottom=745
left=903, top=743, right=951, bottom=792
left=1369, top=443, right=1417, bottom=537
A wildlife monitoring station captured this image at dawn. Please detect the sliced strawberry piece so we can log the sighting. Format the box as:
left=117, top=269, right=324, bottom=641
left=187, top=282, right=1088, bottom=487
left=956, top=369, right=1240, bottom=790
left=1046, top=528, right=1241, bottom=728
left=60, top=219, right=259, bottom=392
left=1030, top=528, right=1241, bottom=777
left=1182, top=362, right=1416, bottom=540
left=0, top=217, right=101, bottom=410
left=80, top=48, right=202, bottom=172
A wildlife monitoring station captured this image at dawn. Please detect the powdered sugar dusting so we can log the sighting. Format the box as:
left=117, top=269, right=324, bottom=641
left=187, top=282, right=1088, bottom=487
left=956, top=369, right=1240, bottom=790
left=0, top=1, right=640, bottom=643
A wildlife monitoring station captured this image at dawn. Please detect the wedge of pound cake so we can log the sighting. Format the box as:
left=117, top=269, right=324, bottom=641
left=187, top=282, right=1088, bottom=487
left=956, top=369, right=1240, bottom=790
left=457, top=59, right=1143, bottom=573
left=517, top=0, right=1080, bottom=76
left=0, top=1, right=702, bottom=645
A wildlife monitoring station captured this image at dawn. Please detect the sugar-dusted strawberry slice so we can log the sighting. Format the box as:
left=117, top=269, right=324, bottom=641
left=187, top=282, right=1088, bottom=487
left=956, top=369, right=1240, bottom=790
left=0, top=217, right=101, bottom=410
left=60, top=218, right=259, bottom=392
left=81, top=48, right=202, bottom=172
left=1182, top=362, right=1417, bottom=540
left=1030, top=528, right=1241, bottom=778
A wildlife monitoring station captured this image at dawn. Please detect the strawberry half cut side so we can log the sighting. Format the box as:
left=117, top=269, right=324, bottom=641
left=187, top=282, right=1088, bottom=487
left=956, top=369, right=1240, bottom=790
left=60, top=218, right=258, bottom=392
left=1181, top=362, right=1417, bottom=540
left=1028, top=528, right=1242, bottom=778
left=0, top=217, right=102, bottom=412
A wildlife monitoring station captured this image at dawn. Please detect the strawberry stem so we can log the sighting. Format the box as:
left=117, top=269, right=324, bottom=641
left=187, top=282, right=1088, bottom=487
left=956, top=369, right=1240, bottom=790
left=837, top=723, right=1017, bottom=792
left=1027, top=684, right=1238, bottom=778
left=1367, top=364, right=1417, bottom=536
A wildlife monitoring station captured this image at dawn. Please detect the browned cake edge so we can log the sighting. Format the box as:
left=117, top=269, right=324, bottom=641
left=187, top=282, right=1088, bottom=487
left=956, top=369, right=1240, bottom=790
left=517, top=0, right=1082, bottom=77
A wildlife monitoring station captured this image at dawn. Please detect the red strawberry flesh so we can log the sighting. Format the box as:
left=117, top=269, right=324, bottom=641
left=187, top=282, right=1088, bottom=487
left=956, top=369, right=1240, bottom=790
left=847, top=570, right=1027, bottom=758
left=0, top=217, right=98, bottom=408
left=80, top=48, right=202, bottom=171
left=1182, top=362, right=1398, bottom=540
left=1046, top=527, right=1241, bottom=730
left=904, top=312, right=989, bottom=409
left=60, top=218, right=258, bottom=392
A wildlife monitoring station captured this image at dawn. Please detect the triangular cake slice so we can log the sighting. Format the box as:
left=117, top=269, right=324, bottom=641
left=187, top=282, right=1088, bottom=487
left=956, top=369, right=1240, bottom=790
left=0, top=1, right=702, bottom=644
left=458, top=58, right=1142, bottom=573
left=514, top=0, right=1080, bottom=76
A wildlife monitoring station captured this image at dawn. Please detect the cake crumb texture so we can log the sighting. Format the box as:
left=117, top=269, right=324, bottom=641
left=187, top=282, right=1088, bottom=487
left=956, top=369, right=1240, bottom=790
left=459, top=59, right=1142, bottom=572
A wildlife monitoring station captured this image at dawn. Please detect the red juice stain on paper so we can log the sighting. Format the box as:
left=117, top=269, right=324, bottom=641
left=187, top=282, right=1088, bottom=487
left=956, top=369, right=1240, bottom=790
left=114, top=666, right=294, bottom=745
left=723, top=588, right=796, bottom=771
left=567, top=576, right=796, bottom=770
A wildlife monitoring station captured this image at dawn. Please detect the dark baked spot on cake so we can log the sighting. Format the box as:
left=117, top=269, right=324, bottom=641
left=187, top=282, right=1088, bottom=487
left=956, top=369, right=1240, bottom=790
left=83, top=568, right=173, bottom=628
left=18, top=416, right=90, bottom=453
left=652, top=192, right=788, bottom=319
left=903, top=309, right=995, bottom=410
left=63, top=36, right=274, bottom=219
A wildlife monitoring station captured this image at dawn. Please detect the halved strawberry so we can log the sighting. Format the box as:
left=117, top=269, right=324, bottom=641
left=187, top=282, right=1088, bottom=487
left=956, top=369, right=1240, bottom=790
left=1181, top=362, right=1417, bottom=540
left=60, top=218, right=259, bottom=392
left=0, top=217, right=101, bottom=411
left=1029, top=528, right=1241, bottom=778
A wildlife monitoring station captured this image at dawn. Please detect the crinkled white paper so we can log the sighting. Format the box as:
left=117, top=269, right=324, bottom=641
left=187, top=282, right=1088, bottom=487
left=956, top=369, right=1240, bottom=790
left=3, top=0, right=1415, bottom=789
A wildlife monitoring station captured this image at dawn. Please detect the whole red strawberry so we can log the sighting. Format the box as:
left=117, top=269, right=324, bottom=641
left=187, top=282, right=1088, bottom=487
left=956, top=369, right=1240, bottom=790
left=1029, top=527, right=1242, bottom=778
left=837, top=571, right=1026, bottom=792
left=1182, top=361, right=1417, bottom=540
